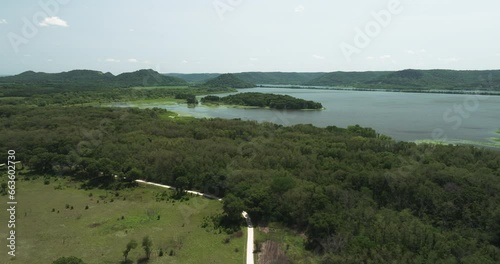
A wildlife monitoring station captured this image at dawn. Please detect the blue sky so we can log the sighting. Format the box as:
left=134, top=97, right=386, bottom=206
left=0, top=0, right=499, bottom=75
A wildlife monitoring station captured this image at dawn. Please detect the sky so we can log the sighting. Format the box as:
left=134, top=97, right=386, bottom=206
left=0, top=0, right=499, bottom=75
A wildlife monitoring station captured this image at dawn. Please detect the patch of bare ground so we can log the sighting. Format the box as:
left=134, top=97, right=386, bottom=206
left=257, top=240, right=290, bottom=264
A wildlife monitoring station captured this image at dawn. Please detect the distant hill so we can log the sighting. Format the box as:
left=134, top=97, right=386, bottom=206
left=115, top=69, right=187, bottom=87
left=307, top=69, right=500, bottom=91
left=0, top=69, right=188, bottom=96
left=165, top=72, right=326, bottom=85
left=306, top=71, right=388, bottom=86
left=164, top=73, right=221, bottom=84
left=234, top=72, right=325, bottom=85
left=203, top=73, right=255, bottom=88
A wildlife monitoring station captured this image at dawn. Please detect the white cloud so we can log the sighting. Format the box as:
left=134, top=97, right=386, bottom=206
left=249, top=57, right=259, bottom=61
left=39, top=17, right=68, bottom=27
left=129, top=29, right=135, bottom=32
left=496, top=53, right=500, bottom=57
left=181, top=60, right=188, bottom=64
left=47, top=59, right=53, bottom=62
left=128, top=58, right=138, bottom=63
left=294, top=5, right=305, bottom=13
left=365, top=56, right=375, bottom=60
left=0, top=19, right=7, bottom=24
left=380, top=55, right=392, bottom=59
left=406, top=50, right=415, bottom=54
left=105, top=58, right=120, bottom=63
left=312, top=54, right=325, bottom=60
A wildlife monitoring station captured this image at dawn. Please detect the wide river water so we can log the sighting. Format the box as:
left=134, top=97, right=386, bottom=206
left=119, top=88, right=500, bottom=147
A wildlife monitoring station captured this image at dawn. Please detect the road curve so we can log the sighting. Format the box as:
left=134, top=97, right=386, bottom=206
left=135, top=180, right=254, bottom=264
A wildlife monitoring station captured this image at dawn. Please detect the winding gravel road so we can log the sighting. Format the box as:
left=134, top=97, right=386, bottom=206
left=135, top=180, right=254, bottom=264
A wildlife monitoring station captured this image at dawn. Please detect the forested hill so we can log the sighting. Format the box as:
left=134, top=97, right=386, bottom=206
left=0, top=69, right=187, bottom=96
left=164, top=73, right=221, bottom=84
left=307, top=69, right=500, bottom=91
left=166, top=69, right=500, bottom=91
left=235, top=72, right=325, bottom=85
left=165, top=72, right=325, bottom=85
left=203, top=73, right=255, bottom=88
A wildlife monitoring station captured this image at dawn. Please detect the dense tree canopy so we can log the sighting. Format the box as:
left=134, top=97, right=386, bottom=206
left=203, top=73, right=255, bottom=88
left=201, top=92, right=323, bottom=110
left=1, top=105, right=500, bottom=262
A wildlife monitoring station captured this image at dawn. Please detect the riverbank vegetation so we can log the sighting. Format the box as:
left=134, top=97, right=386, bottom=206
left=1, top=105, right=500, bottom=262
left=201, top=92, right=323, bottom=110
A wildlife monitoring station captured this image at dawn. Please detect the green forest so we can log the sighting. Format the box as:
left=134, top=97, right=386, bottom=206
left=1, top=105, right=500, bottom=263
left=202, top=73, right=256, bottom=89
left=165, top=69, right=500, bottom=92
left=0, top=69, right=187, bottom=97
left=201, top=92, right=323, bottom=110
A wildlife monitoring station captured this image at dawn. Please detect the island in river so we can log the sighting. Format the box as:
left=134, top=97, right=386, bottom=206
left=200, top=92, right=323, bottom=110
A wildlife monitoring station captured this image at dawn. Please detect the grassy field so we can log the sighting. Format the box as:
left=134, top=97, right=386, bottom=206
left=0, top=178, right=245, bottom=264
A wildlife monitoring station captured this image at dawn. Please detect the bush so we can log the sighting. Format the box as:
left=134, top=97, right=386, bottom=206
left=52, top=256, right=86, bottom=264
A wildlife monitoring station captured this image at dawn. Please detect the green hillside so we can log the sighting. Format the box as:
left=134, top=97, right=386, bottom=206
left=0, top=69, right=188, bottom=96
left=308, top=69, right=500, bottom=91
left=234, top=72, right=325, bottom=85
left=166, top=72, right=325, bottom=85
left=306, top=71, right=388, bottom=86
left=116, top=69, right=187, bottom=87
left=203, top=73, right=255, bottom=88
left=164, top=73, right=221, bottom=84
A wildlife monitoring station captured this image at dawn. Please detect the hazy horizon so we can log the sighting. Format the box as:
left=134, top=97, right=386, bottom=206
left=1, top=0, right=499, bottom=75
left=3, top=67, right=500, bottom=77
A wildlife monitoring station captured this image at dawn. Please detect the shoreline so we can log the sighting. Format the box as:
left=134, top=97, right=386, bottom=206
left=257, top=85, right=500, bottom=96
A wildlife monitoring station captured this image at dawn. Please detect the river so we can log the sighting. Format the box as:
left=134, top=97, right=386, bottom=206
left=116, top=88, right=500, bottom=147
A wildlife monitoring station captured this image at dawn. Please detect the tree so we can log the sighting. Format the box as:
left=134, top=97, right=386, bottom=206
left=222, top=194, right=245, bottom=224
left=52, top=256, right=86, bottom=264
left=142, top=236, right=153, bottom=259
left=125, top=168, right=142, bottom=182
left=123, top=239, right=137, bottom=262
left=175, top=176, right=189, bottom=195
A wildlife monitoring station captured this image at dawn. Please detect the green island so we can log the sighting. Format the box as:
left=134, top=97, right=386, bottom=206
left=201, top=92, right=323, bottom=110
